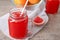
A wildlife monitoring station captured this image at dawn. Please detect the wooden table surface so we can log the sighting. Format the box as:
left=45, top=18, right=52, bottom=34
left=0, top=0, right=60, bottom=40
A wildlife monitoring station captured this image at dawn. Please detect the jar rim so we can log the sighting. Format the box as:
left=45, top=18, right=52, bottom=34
left=10, top=8, right=27, bottom=14
left=9, top=8, right=27, bottom=20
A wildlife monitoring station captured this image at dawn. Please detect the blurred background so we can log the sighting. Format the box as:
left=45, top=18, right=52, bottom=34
left=0, top=0, right=60, bottom=40
left=0, top=0, right=12, bottom=40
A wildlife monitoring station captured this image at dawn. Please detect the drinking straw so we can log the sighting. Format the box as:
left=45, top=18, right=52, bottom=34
left=21, top=0, right=28, bottom=15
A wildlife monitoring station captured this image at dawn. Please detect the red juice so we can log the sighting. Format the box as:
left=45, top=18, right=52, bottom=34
left=8, top=8, right=28, bottom=39
left=59, top=0, right=60, bottom=4
left=46, top=0, right=59, bottom=14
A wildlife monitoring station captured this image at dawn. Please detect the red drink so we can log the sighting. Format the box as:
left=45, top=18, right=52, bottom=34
left=8, top=8, right=28, bottom=39
left=59, top=0, right=60, bottom=4
left=46, top=0, right=59, bottom=14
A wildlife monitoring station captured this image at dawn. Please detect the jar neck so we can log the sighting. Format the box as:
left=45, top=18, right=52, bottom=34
left=9, top=8, right=27, bottom=20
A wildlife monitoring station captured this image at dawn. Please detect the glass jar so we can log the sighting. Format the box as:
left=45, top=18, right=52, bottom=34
left=8, top=8, right=28, bottom=39
left=46, top=0, right=59, bottom=14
